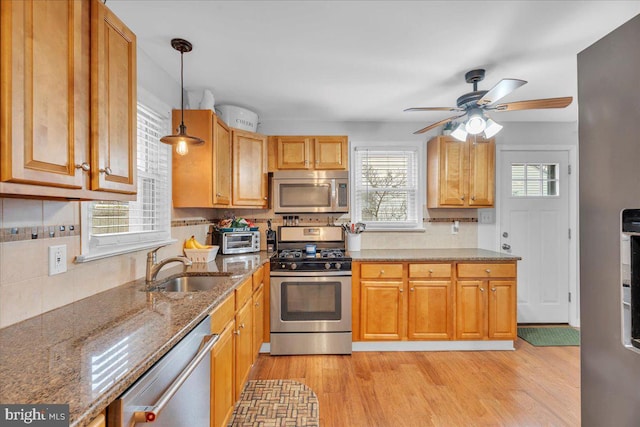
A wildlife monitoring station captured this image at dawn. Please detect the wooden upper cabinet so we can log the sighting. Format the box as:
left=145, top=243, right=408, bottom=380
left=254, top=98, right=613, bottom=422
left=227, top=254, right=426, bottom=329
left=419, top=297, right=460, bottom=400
left=427, top=135, right=494, bottom=208
left=269, top=135, right=348, bottom=171
left=213, top=117, right=232, bottom=205
left=90, top=0, right=136, bottom=194
left=0, top=0, right=89, bottom=189
left=232, top=129, right=268, bottom=208
left=0, top=0, right=137, bottom=200
left=172, top=110, right=231, bottom=208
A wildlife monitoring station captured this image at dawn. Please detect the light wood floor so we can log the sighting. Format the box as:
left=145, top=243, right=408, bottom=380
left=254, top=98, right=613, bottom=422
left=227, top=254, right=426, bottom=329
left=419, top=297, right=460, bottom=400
left=249, top=339, right=580, bottom=427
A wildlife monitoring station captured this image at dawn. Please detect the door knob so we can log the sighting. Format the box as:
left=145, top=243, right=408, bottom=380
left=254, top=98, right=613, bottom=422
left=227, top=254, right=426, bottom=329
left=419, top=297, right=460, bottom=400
left=502, top=243, right=511, bottom=250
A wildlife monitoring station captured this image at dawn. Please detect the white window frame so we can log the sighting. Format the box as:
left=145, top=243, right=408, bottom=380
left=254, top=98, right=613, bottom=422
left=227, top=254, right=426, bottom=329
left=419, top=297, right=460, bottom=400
left=77, top=88, right=175, bottom=262
left=350, top=141, right=425, bottom=231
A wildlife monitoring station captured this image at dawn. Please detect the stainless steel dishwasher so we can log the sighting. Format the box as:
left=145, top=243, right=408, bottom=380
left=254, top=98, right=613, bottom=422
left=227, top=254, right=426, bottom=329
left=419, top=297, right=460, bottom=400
left=107, top=316, right=217, bottom=426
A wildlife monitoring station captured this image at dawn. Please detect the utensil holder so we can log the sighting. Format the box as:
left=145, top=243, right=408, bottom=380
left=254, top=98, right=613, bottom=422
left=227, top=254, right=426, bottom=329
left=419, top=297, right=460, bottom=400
left=347, top=234, right=361, bottom=251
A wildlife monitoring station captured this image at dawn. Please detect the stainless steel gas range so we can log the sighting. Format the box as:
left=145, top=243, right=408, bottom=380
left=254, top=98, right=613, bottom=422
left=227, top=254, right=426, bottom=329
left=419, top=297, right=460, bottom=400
left=270, top=226, right=352, bottom=355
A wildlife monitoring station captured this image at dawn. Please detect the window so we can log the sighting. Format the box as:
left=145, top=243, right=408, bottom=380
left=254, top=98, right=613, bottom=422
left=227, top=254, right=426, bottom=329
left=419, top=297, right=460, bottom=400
left=78, top=100, right=173, bottom=261
left=511, top=163, right=559, bottom=197
left=353, top=146, right=422, bottom=229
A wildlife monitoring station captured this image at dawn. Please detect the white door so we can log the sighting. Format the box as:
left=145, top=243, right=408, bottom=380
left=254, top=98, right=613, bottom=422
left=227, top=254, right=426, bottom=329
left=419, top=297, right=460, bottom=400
left=500, top=150, right=570, bottom=323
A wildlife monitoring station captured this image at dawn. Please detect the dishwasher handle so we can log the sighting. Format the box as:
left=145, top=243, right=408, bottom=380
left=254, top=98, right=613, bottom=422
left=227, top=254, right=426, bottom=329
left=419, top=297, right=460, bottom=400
left=132, top=333, right=219, bottom=423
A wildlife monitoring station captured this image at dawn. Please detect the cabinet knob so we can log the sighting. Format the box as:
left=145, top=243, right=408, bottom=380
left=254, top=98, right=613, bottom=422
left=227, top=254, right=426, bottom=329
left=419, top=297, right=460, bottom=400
left=480, top=287, right=485, bottom=292
left=216, top=193, right=222, bottom=197
left=234, top=330, right=241, bottom=336
left=491, top=287, right=496, bottom=292
left=461, top=195, right=465, bottom=201
left=429, top=269, right=434, bottom=274
left=99, top=166, right=112, bottom=176
left=410, top=287, right=415, bottom=292
left=240, top=323, right=245, bottom=329
left=485, top=269, right=491, bottom=274
left=263, top=197, right=268, bottom=200
left=471, top=196, right=476, bottom=201
left=399, top=288, right=403, bottom=293
left=380, top=269, right=385, bottom=275
left=75, top=162, right=90, bottom=172
left=255, top=302, right=260, bottom=307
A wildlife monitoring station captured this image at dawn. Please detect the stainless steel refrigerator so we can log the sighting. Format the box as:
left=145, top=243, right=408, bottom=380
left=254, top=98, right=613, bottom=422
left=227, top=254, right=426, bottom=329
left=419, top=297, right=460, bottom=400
left=578, top=13, right=640, bottom=427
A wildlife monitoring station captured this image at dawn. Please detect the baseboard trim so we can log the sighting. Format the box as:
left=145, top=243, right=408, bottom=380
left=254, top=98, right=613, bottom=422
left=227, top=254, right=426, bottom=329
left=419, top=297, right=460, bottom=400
left=259, top=340, right=515, bottom=353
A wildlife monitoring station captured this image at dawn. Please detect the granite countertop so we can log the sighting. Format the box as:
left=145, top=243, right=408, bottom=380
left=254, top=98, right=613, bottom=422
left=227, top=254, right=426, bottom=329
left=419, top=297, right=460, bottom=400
left=348, top=248, right=521, bottom=261
left=0, top=251, right=270, bottom=427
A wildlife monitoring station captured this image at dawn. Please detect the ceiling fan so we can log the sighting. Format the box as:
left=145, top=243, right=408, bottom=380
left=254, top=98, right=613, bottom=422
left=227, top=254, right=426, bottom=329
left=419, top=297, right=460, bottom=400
left=404, top=69, right=573, bottom=137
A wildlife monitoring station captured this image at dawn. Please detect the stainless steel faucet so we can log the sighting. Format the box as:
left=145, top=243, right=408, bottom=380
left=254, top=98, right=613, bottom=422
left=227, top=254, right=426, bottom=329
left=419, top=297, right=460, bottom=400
left=146, top=246, right=192, bottom=283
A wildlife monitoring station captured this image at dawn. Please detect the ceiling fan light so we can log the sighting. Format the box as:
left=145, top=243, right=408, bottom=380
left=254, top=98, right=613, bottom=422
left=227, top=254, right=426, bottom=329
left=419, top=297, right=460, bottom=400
left=465, top=113, right=486, bottom=135
left=451, top=123, right=468, bottom=141
left=483, top=118, right=503, bottom=138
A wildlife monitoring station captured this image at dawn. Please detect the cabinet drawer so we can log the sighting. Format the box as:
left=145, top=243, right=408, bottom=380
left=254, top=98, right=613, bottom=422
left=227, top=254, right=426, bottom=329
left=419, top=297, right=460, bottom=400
left=361, top=263, right=403, bottom=279
left=409, top=263, right=452, bottom=278
left=457, top=263, right=516, bottom=278
left=211, top=293, right=235, bottom=334
left=252, top=265, right=264, bottom=291
left=235, top=277, right=253, bottom=310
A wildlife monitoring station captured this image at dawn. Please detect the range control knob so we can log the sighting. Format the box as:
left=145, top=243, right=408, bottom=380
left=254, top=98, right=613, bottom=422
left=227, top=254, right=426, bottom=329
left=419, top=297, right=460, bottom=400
left=335, top=262, right=342, bottom=270
left=280, top=263, right=286, bottom=270
left=290, top=263, right=298, bottom=270
left=325, top=263, right=332, bottom=270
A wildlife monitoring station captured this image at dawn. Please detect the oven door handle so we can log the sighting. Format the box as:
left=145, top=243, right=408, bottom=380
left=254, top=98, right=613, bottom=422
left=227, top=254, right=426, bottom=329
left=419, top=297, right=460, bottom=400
left=270, top=270, right=352, bottom=277
left=131, top=333, right=219, bottom=423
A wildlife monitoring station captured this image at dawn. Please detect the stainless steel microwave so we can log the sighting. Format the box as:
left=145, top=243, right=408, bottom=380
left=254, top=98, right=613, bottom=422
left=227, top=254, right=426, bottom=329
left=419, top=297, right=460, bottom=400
left=271, top=170, right=349, bottom=213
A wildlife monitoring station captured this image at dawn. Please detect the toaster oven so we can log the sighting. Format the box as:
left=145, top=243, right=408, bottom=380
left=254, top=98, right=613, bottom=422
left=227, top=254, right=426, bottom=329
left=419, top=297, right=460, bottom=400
left=212, top=230, right=260, bottom=254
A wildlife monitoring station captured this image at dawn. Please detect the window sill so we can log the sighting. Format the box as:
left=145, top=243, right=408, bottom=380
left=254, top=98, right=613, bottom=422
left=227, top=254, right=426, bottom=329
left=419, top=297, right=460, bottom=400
left=75, top=238, right=177, bottom=263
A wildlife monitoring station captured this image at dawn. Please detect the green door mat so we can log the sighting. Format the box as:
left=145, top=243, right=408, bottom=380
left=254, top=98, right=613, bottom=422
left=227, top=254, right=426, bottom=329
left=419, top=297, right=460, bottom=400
left=517, top=327, right=580, bottom=346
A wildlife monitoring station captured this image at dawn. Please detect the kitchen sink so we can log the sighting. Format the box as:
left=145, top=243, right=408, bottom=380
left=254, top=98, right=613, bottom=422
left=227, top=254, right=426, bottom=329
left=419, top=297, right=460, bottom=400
left=151, top=275, right=230, bottom=292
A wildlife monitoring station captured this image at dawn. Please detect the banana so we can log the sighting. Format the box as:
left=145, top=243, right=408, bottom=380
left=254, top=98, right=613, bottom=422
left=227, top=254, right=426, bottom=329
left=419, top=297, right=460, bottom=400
left=190, top=235, right=212, bottom=249
left=184, top=237, right=196, bottom=249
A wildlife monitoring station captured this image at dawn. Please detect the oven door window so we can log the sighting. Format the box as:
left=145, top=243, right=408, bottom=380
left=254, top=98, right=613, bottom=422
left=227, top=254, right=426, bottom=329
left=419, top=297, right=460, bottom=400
left=225, top=234, right=253, bottom=248
left=279, top=183, right=332, bottom=208
left=281, top=281, right=341, bottom=321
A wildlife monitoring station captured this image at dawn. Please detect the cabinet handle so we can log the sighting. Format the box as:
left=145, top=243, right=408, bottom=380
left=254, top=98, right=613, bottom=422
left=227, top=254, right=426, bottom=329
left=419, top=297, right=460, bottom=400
left=380, top=269, right=385, bottom=275
left=216, top=193, right=222, bottom=197
left=485, top=269, right=491, bottom=274
left=234, top=330, right=241, bottom=336
left=240, top=323, right=245, bottom=329
left=461, top=195, right=465, bottom=201
left=399, top=288, right=403, bottom=293
left=99, top=166, right=112, bottom=176
left=255, top=302, right=260, bottom=307
left=429, top=269, right=434, bottom=274
left=471, top=196, right=476, bottom=201
left=480, top=287, right=485, bottom=292
left=263, top=196, right=268, bottom=200
left=410, top=287, right=415, bottom=292
left=491, top=287, right=496, bottom=292
left=75, top=162, right=90, bottom=172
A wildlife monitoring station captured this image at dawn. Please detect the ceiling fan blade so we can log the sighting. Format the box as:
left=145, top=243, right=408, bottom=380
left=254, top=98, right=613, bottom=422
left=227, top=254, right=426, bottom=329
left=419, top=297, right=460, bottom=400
left=492, top=96, right=573, bottom=111
left=404, top=107, right=464, bottom=112
left=413, top=114, right=466, bottom=135
left=477, top=78, right=527, bottom=106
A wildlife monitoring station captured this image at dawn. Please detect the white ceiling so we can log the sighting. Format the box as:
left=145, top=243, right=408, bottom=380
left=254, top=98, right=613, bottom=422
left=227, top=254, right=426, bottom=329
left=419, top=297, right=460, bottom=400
left=109, top=0, right=640, bottom=126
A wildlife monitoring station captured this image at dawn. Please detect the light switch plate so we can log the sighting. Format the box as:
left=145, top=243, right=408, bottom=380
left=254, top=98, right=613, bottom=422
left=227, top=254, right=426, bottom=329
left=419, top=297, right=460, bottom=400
left=48, top=245, right=67, bottom=276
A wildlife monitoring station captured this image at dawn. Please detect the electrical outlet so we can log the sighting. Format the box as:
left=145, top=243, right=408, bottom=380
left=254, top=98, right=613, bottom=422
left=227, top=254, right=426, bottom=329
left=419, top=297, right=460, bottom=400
left=48, top=245, right=67, bottom=276
left=451, top=220, right=459, bottom=234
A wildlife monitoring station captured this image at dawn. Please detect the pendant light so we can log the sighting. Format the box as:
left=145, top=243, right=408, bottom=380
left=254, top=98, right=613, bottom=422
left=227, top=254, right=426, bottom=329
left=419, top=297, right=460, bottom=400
left=160, top=38, right=204, bottom=155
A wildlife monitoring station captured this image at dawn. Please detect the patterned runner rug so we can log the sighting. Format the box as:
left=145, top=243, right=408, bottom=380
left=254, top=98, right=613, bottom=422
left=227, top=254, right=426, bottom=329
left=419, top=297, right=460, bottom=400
left=228, top=379, right=320, bottom=427
left=517, top=327, right=580, bottom=346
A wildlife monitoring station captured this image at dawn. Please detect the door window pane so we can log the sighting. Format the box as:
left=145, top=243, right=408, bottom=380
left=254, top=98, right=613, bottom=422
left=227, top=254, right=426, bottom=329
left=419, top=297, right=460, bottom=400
left=511, top=163, right=559, bottom=197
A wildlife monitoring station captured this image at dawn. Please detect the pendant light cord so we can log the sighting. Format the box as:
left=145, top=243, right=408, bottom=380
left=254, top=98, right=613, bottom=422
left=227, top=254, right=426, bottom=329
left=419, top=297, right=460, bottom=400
left=180, top=50, right=185, bottom=126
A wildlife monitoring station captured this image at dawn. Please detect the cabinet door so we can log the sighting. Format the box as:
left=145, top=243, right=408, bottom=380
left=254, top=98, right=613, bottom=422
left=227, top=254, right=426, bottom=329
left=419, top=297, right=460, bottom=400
left=212, top=322, right=235, bottom=427
left=468, top=139, right=495, bottom=206
left=0, top=0, right=89, bottom=189
left=456, top=280, right=485, bottom=340
left=252, top=283, right=264, bottom=361
left=361, top=280, right=404, bottom=340
left=90, top=0, right=136, bottom=194
left=213, top=117, right=231, bottom=205
left=232, top=129, right=267, bottom=207
left=171, top=110, right=214, bottom=207
left=234, top=298, right=253, bottom=400
left=488, top=280, right=517, bottom=339
left=408, top=280, right=453, bottom=340
left=314, top=136, right=348, bottom=170
left=276, top=136, right=311, bottom=169
left=439, top=137, right=467, bottom=206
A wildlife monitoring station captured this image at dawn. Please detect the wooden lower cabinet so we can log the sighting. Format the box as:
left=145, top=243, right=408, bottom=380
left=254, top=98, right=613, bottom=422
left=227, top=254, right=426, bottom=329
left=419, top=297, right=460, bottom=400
left=456, top=262, right=517, bottom=340
left=408, top=280, right=453, bottom=340
left=361, top=280, right=404, bottom=340
left=252, top=283, right=264, bottom=360
left=356, top=261, right=515, bottom=342
left=211, top=322, right=235, bottom=427
left=234, top=298, right=254, bottom=400
left=86, top=413, right=105, bottom=427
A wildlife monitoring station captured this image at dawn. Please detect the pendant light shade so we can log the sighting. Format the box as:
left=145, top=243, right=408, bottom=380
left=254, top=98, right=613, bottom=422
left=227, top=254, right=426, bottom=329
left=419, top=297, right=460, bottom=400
left=160, top=38, right=204, bottom=155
